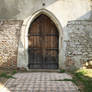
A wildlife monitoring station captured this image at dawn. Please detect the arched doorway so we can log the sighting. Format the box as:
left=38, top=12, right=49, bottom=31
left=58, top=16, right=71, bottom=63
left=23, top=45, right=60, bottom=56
left=28, top=14, right=59, bottom=69
left=17, top=9, right=63, bottom=70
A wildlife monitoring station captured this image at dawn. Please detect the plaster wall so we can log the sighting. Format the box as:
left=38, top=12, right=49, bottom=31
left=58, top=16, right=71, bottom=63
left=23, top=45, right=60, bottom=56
left=0, top=0, right=92, bottom=70
left=0, top=0, right=91, bottom=26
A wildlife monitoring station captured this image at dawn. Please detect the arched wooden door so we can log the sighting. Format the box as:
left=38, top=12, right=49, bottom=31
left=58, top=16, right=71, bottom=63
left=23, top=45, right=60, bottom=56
left=28, top=14, right=59, bottom=69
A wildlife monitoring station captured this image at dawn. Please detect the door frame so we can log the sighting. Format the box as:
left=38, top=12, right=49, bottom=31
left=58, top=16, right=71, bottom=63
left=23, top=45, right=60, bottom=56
left=17, top=9, right=63, bottom=70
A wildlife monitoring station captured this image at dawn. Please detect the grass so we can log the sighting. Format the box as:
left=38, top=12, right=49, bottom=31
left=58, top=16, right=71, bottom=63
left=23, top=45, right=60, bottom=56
left=0, top=72, right=15, bottom=79
left=59, top=69, right=66, bottom=73
left=0, top=68, right=92, bottom=92
left=71, top=69, right=92, bottom=92
left=0, top=69, right=17, bottom=84
left=58, top=69, right=92, bottom=92
left=11, top=70, right=17, bottom=75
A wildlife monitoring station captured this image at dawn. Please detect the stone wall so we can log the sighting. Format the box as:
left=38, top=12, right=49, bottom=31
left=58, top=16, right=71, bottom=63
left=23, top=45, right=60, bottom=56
left=0, top=20, right=23, bottom=69
left=65, top=20, right=92, bottom=70
left=0, top=20, right=92, bottom=70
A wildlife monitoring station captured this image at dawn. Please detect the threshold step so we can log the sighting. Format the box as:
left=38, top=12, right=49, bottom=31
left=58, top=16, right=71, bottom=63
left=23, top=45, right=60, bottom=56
left=28, top=69, right=60, bottom=72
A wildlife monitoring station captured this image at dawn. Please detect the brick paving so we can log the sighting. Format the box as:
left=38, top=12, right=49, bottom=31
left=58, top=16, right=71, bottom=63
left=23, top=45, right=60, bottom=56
left=1, top=72, right=79, bottom=92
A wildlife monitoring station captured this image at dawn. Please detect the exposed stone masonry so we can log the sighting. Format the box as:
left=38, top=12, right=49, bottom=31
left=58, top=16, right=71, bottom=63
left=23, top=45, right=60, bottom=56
left=65, top=20, right=92, bottom=70
left=0, top=20, right=92, bottom=70
left=0, top=20, right=23, bottom=69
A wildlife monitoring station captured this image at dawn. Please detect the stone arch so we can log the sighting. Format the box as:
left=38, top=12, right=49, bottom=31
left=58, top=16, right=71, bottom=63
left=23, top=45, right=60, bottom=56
left=17, top=9, right=63, bottom=70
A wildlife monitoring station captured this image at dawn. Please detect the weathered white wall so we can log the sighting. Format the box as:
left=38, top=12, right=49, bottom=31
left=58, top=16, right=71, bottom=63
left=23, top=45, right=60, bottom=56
left=0, top=0, right=91, bottom=26
left=0, top=0, right=92, bottom=70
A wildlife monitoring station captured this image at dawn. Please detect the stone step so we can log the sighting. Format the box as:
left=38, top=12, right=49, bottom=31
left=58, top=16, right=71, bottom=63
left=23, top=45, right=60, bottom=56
left=28, top=69, right=60, bottom=72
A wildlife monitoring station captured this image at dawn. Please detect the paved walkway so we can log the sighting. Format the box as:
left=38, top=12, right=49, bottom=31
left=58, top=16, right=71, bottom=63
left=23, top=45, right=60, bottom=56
left=1, top=72, right=79, bottom=92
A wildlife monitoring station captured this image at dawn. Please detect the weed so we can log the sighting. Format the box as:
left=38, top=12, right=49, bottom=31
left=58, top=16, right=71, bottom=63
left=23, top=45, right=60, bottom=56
left=59, top=69, right=65, bottom=73
left=72, top=69, right=92, bottom=92
left=0, top=72, right=15, bottom=79
left=12, top=70, right=17, bottom=75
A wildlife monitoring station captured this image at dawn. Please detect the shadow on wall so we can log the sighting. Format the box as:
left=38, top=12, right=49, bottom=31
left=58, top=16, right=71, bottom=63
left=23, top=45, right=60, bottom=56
left=77, top=10, right=92, bottom=20
left=0, top=0, right=58, bottom=19
left=0, top=0, right=20, bottom=19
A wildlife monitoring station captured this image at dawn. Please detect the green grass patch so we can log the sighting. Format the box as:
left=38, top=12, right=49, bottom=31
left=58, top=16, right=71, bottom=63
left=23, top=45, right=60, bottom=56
left=12, top=70, right=17, bottom=75
left=0, top=69, right=17, bottom=79
left=0, top=72, right=15, bottom=79
left=59, top=69, right=66, bottom=73
left=59, top=69, right=92, bottom=92
left=72, top=69, right=92, bottom=92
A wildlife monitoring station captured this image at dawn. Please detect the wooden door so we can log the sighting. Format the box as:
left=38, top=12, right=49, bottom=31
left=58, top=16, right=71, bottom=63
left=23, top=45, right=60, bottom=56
left=28, top=14, right=59, bottom=69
